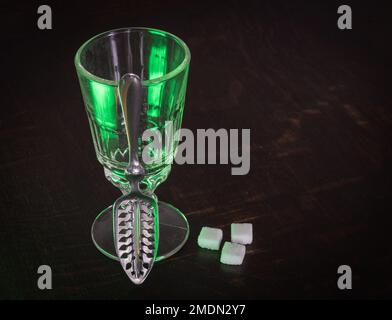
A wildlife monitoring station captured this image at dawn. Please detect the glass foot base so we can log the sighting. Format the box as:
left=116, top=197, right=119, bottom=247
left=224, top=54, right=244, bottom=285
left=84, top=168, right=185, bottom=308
left=91, top=201, right=189, bottom=262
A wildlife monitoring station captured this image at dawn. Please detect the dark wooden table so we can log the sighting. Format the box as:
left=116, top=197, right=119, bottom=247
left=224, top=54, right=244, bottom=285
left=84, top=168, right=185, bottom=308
left=1, top=0, right=391, bottom=299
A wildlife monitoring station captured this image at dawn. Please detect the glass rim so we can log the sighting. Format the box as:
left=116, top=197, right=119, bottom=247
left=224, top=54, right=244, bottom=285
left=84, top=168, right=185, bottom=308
left=74, top=27, right=191, bottom=86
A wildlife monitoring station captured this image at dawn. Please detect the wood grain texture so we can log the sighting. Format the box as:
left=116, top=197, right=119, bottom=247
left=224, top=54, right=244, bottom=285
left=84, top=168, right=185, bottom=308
left=0, top=0, right=391, bottom=299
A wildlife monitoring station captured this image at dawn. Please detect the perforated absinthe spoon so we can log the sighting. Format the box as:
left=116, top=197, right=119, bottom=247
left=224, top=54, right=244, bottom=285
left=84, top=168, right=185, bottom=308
left=113, top=73, right=159, bottom=285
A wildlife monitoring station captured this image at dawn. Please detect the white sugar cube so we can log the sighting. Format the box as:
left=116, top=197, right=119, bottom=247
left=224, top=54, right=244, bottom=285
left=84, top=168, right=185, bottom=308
left=197, top=227, right=223, bottom=250
left=220, top=242, right=246, bottom=265
left=231, top=223, right=253, bottom=245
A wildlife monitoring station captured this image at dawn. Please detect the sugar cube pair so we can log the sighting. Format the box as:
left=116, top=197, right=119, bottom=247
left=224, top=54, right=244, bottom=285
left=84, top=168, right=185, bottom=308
left=197, top=223, right=253, bottom=265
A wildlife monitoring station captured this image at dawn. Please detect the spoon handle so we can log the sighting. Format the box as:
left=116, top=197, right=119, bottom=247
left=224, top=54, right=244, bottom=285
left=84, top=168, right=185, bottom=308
left=118, top=73, right=145, bottom=178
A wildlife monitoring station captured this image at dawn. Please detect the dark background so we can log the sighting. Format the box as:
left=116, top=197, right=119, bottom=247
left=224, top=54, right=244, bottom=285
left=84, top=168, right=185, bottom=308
left=1, top=0, right=391, bottom=299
